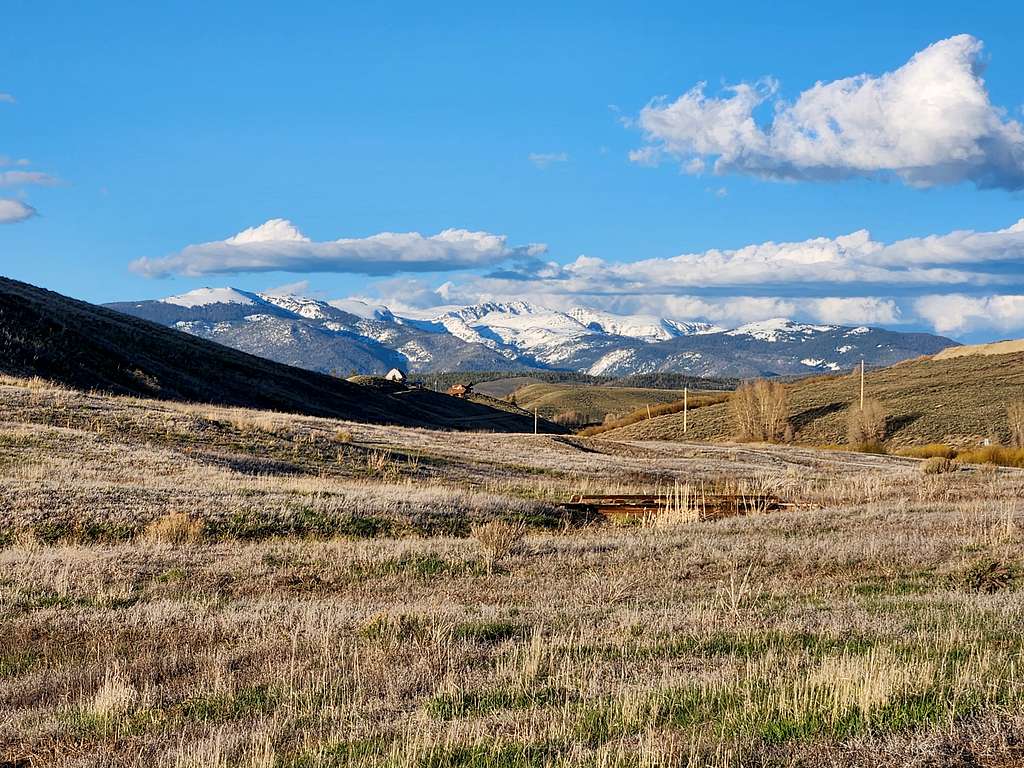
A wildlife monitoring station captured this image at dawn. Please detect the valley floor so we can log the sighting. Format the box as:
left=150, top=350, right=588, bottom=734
left=1, top=377, right=1022, bottom=767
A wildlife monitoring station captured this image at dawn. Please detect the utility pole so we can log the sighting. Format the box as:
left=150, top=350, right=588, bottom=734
left=646, top=404, right=651, bottom=420
left=860, top=359, right=865, bottom=409
left=683, top=386, right=688, bottom=434
left=534, top=407, right=538, bottom=435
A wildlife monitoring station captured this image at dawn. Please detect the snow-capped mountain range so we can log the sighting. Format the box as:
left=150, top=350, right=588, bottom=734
left=106, top=288, right=958, bottom=378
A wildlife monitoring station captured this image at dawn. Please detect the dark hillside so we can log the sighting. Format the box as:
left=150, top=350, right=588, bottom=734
left=0, top=276, right=560, bottom=432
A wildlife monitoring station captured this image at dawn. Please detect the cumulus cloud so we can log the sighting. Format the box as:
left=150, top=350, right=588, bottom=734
left=803, top=297, right=902, bottom=325
left=914, top=294, right=1024, bottom=335
left=485, top=218, right=1024, bottom=292
left=0, top=198, right=37, bottom=224
left=528, top=152, right=569, bottom=169
left=632, top=35, right=1024, bottom=189
left=130, top=218, right=547, bottom=278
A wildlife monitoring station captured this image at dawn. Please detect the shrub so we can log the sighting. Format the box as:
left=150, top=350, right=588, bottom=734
left=471, top=520, right=525, bottom=574
left=1009, top=401, right=1024, bottom=449
left=141, top=512, right=204, bottom=544
left=846, top=398, right=888, bottom=447
left=553, top=410, right=589, bottom=427
left=956, top=446, right=1024, bottom=469
left=955, top=560, right=1017, bottom=593
left=922, top=457, right=959, bottom=475
left=730, top=379, right=789, bottom=443
left=898, top=444, right=956, bottom=459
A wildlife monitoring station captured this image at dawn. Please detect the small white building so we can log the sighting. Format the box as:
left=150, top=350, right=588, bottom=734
left=384, top=368, right=407, bottom=383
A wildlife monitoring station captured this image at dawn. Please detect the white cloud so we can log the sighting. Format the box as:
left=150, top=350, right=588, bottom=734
left=262, top=279, right=312, bottom=297
left=803, top=297, right=901, bottom=325
left=0, top=198, right=36, bottom=224
left=914, top=294, right=1024, bottom=335
left=488, top=218, right=1024, bottom=292
left=528, top=152, right=569, bottom=169
left=360, top=277, right=906, bottom=328
left=130, top=218, right=547, bottom=278
left=633, top=35, right=1024, bottom=189
left=353, top=218, right=1024, bottom=333
left=0, top=170, right=59, bottom=187
left=0, top=93, right=13, bottom=104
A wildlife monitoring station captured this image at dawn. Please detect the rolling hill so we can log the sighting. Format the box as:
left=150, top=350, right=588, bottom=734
left=508, top=382, right=696, bottom=424
left=603, top=349, right=1024, bottom=447
left=0, top=276, right=560, bottom=433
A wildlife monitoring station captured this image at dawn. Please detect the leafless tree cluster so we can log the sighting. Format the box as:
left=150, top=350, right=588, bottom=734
left=730, top=379, right=790, bottom=442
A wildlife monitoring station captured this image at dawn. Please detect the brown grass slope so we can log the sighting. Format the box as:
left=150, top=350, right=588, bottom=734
left=605, top=351, right=1024, bottom=446
left=0, top=276, right=560, bottom=432
left=511, top=382, right=691, bottom=422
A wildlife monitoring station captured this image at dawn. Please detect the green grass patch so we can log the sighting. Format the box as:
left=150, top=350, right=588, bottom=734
left=426, top=686, right=571, bottom=720
left=177, top=684, right=278, bottom=722
left=451, top=620, right=526, bottom=644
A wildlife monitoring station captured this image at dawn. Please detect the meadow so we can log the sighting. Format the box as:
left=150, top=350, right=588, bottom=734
left=1, top=377, right=1022, bottom=767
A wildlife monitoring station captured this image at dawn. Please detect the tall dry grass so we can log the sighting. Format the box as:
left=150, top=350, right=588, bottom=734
left=471, top=520, right=526, bottom=574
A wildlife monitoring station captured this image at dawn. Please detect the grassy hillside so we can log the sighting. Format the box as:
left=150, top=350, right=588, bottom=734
left=509, top=382, right=696, bottom=423
left=411, top=370, right=737, bottom=394
left=0, top=276, right=560, bottom=433
left=605, top=350, right=1024, bottom=446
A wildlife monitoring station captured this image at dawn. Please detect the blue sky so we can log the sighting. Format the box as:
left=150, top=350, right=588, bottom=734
left=2, top=0, right=1024, bottom=340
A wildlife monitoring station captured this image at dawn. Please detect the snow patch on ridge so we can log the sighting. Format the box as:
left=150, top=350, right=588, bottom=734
left=727, top=318, right=835, bottom=342
left=801, top=358, right=841, bottom=371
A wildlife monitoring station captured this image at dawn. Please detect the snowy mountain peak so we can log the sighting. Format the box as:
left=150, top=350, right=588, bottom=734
left=328, top=298, right=396, bottom=322
left=569, top=307, right=721, bottom=342
left=726, top=318, right=838, bottom=342
left=258, top=292, right=336, bottom=320
left=439, top=300, right=549, bottom=322
left=161, top=287, right=259, bottom=308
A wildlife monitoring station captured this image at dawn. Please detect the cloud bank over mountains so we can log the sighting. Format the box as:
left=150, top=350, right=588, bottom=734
left=631, top=35, right=1024, bottom=190
left=353, top=218, right=1024, bottom=338
left=133, top=214, right=1024, bottom=337
left=130, top=218, right=547, bottom=277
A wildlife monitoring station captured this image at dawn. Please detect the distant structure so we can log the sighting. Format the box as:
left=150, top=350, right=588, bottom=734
left=384, top=368, right=407, bottom=383
left=447, top=383, right=472, bottom=397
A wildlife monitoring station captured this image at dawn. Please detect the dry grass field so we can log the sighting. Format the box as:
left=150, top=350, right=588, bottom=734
left=2, top=376, right=1024, bottom=767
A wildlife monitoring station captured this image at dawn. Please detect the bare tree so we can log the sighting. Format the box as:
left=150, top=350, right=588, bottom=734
left=730, top=379, right=789, bottom=442
left=1008, top=401, right=1024, bottom=448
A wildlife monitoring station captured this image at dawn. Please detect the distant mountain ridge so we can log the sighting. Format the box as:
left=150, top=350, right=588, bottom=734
left=107, top=287, right=958, bottom=378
